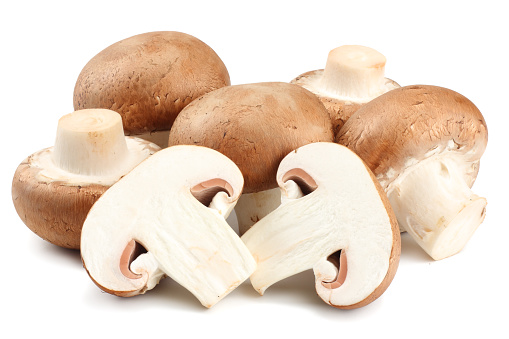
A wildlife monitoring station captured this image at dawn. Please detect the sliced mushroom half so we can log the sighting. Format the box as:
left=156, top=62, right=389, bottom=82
left=241, top=142, right=400, bottom=309
left=81, top=145, right=256, bottom=308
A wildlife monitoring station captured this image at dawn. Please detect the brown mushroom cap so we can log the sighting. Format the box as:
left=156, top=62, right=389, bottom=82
left=12, top=153, right=108, bottom=249
left=336, top=85, right=488, bottom=188
left=167, top=82, right=334, bottom=193
left=291, top=70, right=400, bottom=134
left=73, top=31, right=231, bottom=136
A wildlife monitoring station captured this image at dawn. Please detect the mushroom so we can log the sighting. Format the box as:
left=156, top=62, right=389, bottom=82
left=336, top=85, right=488, bottom=260
left=12, top=109, right=160, bottom=249
left=80, top=145, right=256, bottom=308
left=167, top=82, right=334, bottom=235
left=241, top=142, right=400, bottom=309
left=73, top=31, right=231, bottom=148
left=291, top=45, right=400, bottom=134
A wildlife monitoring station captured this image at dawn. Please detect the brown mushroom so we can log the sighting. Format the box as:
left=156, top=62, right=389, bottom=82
left=167, top=82, right=334, bottom=234
left=73, top=31, right=231, bottom=148
left=12, top=109, right=160, bottom=249
left=291, top=45, right=400, bottom=134
left=336, top=85, right=488, bottom=260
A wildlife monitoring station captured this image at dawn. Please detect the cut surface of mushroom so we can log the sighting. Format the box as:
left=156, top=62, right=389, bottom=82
left=167, top=82, right=334, bottom=234
left=73, top=31, right=231, bottom=148
left=81, top=145, right=256, bottom=308
left=241, top=142, right=400, bottom=309
left=11, top=109, right=159, bottom=249
left=336, top=85, right=488, bottom=260
left=291, top=45, right=399, bottom=134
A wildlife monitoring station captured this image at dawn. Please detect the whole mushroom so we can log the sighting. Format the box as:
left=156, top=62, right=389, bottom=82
left=291, top=45, right=399, bottom=134
left=12, top=109, right=160, bottom=249
left=242, top=142, right=400, bottom=309
left=73, top=31, right=231, bottom=148
left=336, top=85, right=488, bottom=260
left=167, top=82, right=334, bottom=234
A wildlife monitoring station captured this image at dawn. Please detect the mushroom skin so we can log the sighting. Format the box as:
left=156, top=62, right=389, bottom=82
left=12, top=161, right=108, bottom=249
left=291, top=45, right=400, bottom=134
left=73, top=31, right=231, bottom=148
left=168, top=82, right=334, bottom=234
left=12, top=109, right=160, bottom=249
left=241, top=142, right=400, bottom=309
left=81, top=145, right=256, bottom=308
left=336, top=85, right=488, bottom=260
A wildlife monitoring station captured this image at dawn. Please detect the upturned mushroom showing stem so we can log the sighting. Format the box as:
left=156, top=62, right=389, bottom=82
left=337, top=85, right=488, bottom=260
left=291, top=45, right=400, bottom=134
left=80, top=145, right=256, bottom=308
left=241, top=142, right=400, bottom=309
left=12, top=109, right=159, bottom=249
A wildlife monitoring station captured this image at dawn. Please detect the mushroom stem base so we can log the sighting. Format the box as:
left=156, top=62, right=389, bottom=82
left=388, top=157, right=487, bottom=260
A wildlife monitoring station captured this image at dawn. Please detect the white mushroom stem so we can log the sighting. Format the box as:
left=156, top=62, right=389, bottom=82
left=234, top=187, right=282, bottom=235
left=387, top=156, right=487, bottom=260
left=53, top=109, right=129, bottom=176
left=319, top=45, right=387, bottom=100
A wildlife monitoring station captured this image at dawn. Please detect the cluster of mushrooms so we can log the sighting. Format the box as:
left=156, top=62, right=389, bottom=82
left=12, top=31, right=488, bottom=309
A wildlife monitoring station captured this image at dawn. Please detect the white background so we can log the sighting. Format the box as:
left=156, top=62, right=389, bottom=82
left=1, top=1, right=507, bottom=337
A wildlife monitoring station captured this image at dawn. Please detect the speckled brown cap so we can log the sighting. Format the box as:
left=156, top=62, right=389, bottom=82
left=336, top=85, right=488, bottom=188
left=73, top=31, right=230, bottom=137
left=167, top=82, right=334, bottom=193
left=12, top=155, right=109, bottom=249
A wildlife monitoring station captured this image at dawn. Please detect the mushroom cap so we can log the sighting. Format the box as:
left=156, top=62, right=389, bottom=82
left=291, top=70, right=400, bottom=134
left=12, top=138, right=160, bottom=249
left=167, top=82, right=334, bottom=193
left=73, top=31, right=231, bottom=136
left=12, top=158, right=107, bottom=249
left=336, top=85, right=488, bottom=189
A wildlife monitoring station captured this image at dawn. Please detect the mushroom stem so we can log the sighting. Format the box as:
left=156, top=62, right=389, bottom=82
left=234, top=188, right=282, bottom=235
left=319, top=45, right=387, bottom=100
left=53, top=109, right=129, bottom=176
left=387, top=156, right=487, bottom=260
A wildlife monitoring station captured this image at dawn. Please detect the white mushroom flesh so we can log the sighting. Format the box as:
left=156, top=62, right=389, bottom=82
left=81, top=145, right=256, bottom=308
left=241, top=142, right=398, bottom=307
